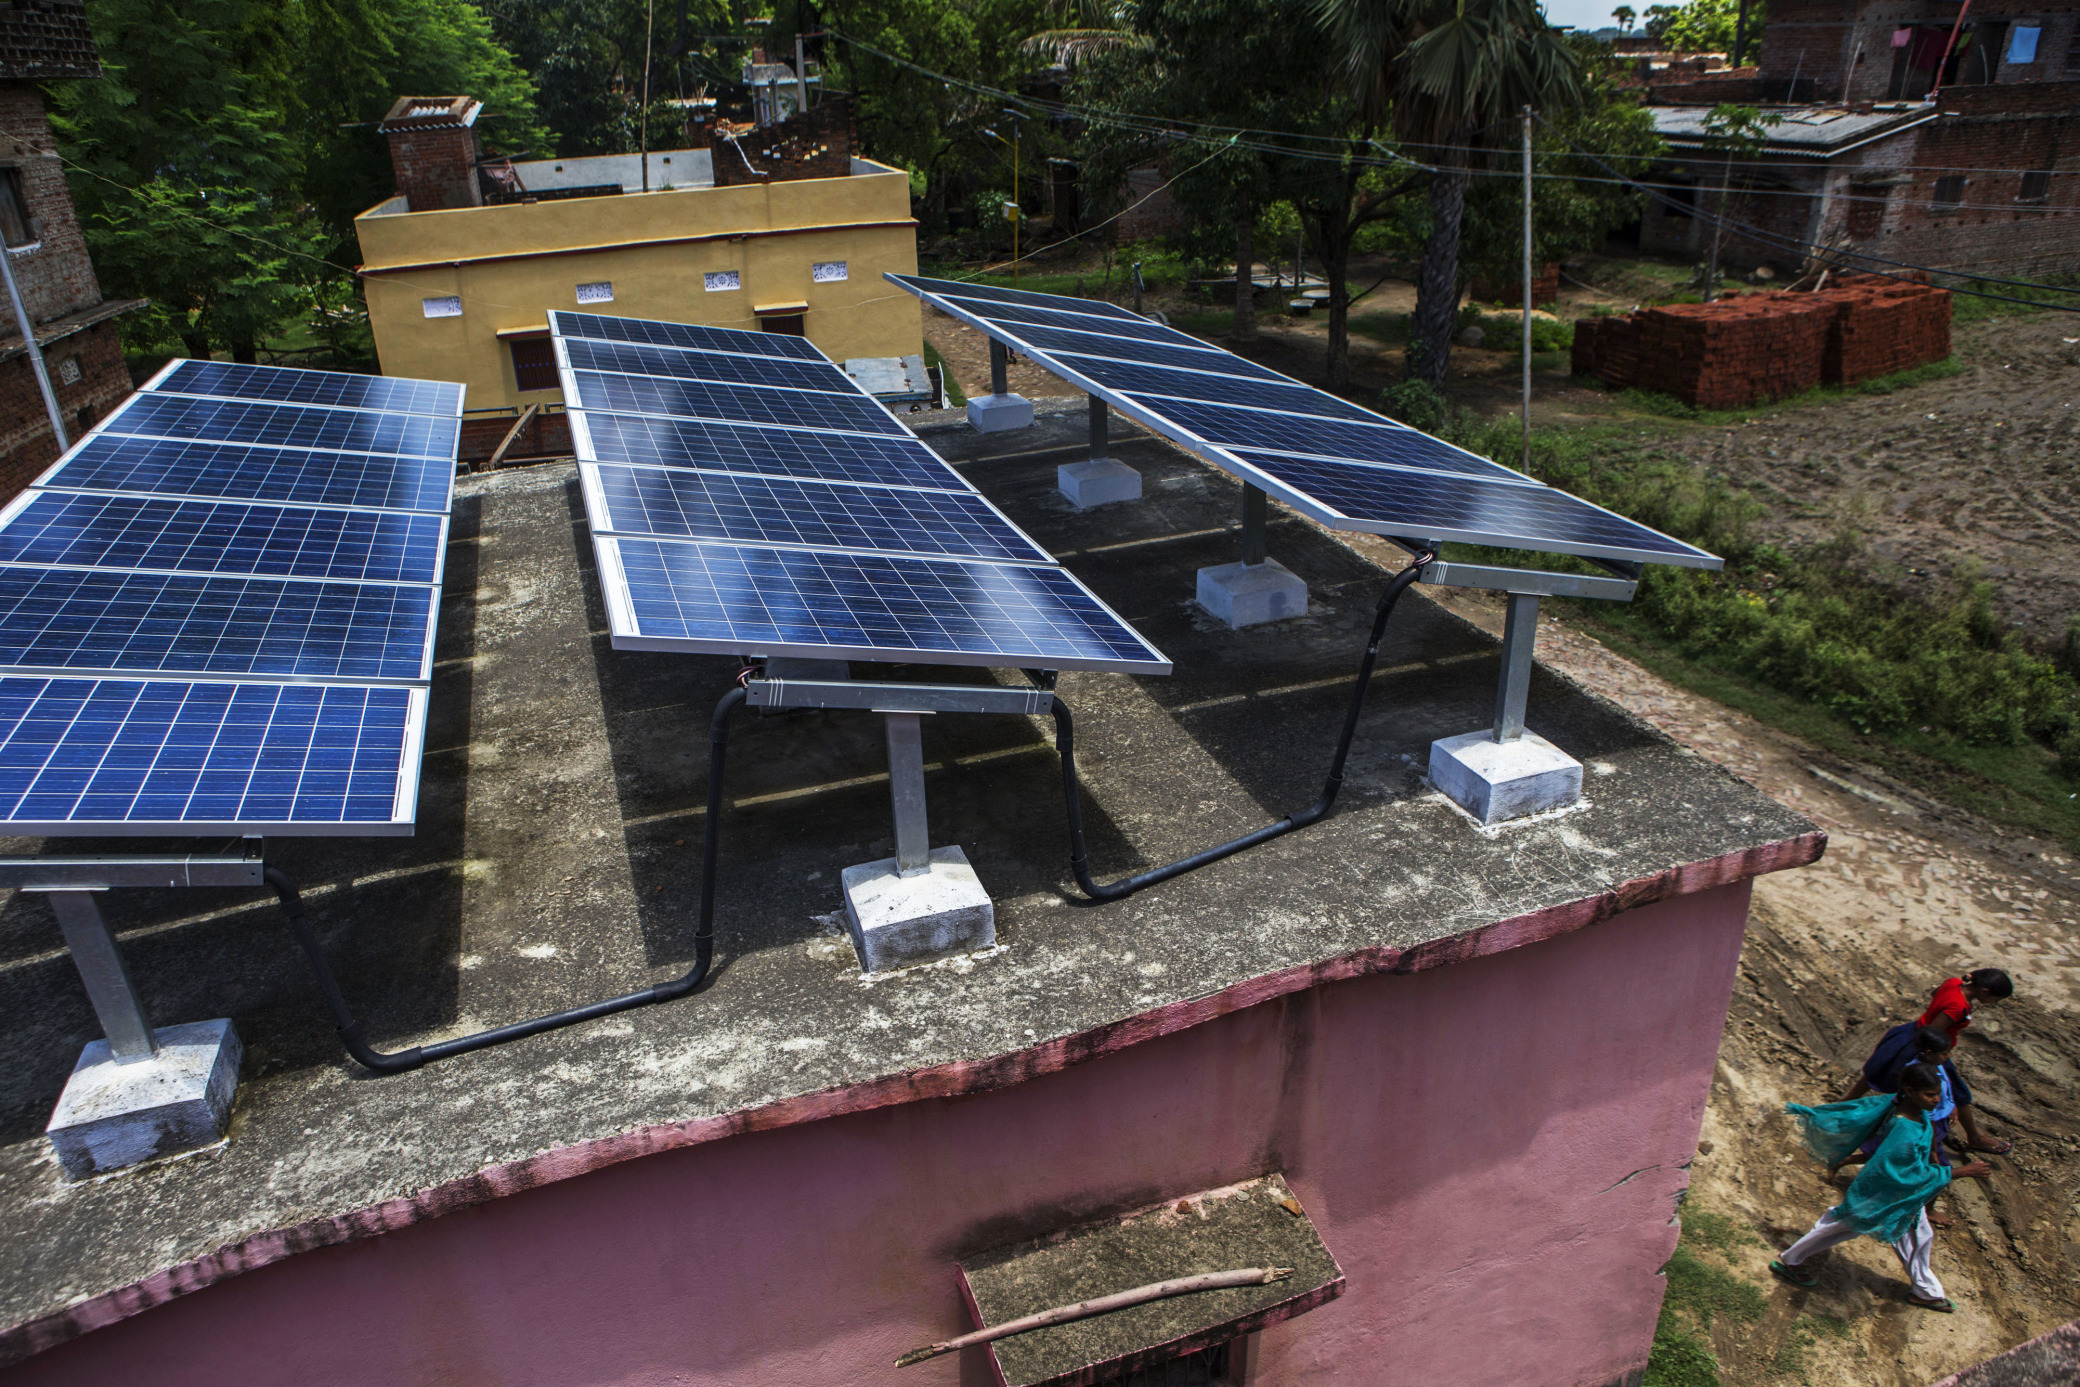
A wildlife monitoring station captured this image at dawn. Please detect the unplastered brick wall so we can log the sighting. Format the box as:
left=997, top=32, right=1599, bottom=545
left=458, top=409, right=572, bottom=465
left=1470, top=263, right=1559, bottom=306
left=0, top=82, right=101, bottom=323
left=712, top=97, right=855, bottom=187
left=1572, top=278, right=1951, bottom=407
left=388, top=124, right=482, bottom=211
left=0, top=320, right=126, bottom=496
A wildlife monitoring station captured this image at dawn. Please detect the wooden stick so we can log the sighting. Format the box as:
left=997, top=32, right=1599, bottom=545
left=895, top=1267, right=1293, bottom=1369
left=483, top=401, right=540, bottom=473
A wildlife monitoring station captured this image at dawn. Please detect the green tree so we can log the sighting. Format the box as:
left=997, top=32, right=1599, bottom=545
left=1698, top=102, right=1780, bottom=297
left=1654, top=0, right=1756, bottom=53
left=1612, top=5, right=1635, bottom=32
left=1319, top=0, right=1587, bottom=386
left=478, top=0, right=720, bottom=158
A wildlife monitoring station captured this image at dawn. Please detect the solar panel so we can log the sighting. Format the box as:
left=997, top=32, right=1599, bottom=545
left=0, top=360, right=458, bottom=835
left=892, top=274, right=1149, bottom=323
left=0, top=491, right=448, bottom=585
left=919, top=297, right=1196, bottom=346
left=1155, top=399, right=1528, bottom=482
left=561, top=337, right=856, bottom=394
left=549, top=310, right=828, bottom=361
left=0, top=568, right=436, bottom=681
left=37, top=435, right=455, bottom=514
left=567, top=371, right=907, bottom=435
left=1062, top=358, right=1385, bottom=423
left=570, top=411, right=969, bottom=492
left=582, top=464, right=1052, bottom=564
left=96, top=392, right=462, bottom=460
left=1224, top=451, right=1722, bottom=565
left=151, top=361, right=465, bottom=418
left=598, top=538, right=1170, bottom=673
left=0, top=677, right=424, bottom=835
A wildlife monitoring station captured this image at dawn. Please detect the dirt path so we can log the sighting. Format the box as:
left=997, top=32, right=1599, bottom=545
left=1423, top=578, right=2080, bottom=1385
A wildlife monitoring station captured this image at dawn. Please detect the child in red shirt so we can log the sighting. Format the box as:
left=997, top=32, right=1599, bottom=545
left=1915, top=969, right=2013, bottom=1155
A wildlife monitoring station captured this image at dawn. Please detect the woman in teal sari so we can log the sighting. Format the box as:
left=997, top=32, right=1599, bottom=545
left=1770, top=1063, right=1993, bottom=1312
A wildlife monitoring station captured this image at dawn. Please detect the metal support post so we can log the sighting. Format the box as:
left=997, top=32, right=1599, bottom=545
left=885, top=712, right=931, bottom=876
left=1493, top=593, right=1540, bottom=742
left=1090, top=394, right=1108, bottom=461
left=1242, top=484, right=1268, bottom=566
left=0, top=243, right=67, bottom=454
left=47, top=890, right=156, bottom=1062
left=989, top=338, right=1009, bottom=397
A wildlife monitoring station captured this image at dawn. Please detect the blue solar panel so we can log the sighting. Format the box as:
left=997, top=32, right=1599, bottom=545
left=1225, top=451, right=1721, bottom=566
left=98, top=393, right=461, bottom=460
left=0, top=492, right=447, bottom=584
left=40, top=435, right=455, bottom=514
left=1062, top=359, right=1384, bottom=422
left=572, top=411, right=965, bottom=491
left=562, top=338, right=856, bottom=394
left=153, top=362, right=465, bottom=418
left=549, top=310, right=828, bottom=361
left=568, top=371, right=905, bottom=435
left=893, top=274, right=1149, bottom=323
left=0, top=568, right=434, bottom=680
left=602, top=539, right=1170, bottom=673
left=586, top=464, right=1050, bottom=564
left=0, top=677, right=418, bottom=832
left=925, top=297, right=1201, bottom=346
left=1018, top=328, right=1279, bottom=377
left=1155, top=399, right=1528, bottom=482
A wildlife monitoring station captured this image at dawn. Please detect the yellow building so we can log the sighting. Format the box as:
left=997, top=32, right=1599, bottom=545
left=353, top=96, right=923, bottom=415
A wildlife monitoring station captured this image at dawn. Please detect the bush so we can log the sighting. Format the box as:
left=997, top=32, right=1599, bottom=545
left=1379, top=379, right=1453, bottom=433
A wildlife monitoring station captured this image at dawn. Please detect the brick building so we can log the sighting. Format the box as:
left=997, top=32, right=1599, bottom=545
left=0, top=0, right=144, bottom=498
left=1636, top=0, right=2080, bottom=278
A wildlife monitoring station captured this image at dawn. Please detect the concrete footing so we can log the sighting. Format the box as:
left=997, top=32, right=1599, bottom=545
left=46, top=1019, right=241, bottom=1179
left=840, top=846, right=995, bottom=973
left=1057, top=458, right=1143, bottom=509
left=1195, top=559, right=1309, bottom=628
left=965, top=393, right=1034, bottom=433
left=1428, top=729, right=1583, bottom=826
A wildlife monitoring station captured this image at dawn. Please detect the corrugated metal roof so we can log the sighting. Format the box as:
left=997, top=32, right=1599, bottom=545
left=1651, top=104, right=1937, bottom=156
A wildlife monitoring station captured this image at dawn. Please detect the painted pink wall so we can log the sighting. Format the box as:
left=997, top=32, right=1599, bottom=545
left=8, top=881, right=1751, bottom=1387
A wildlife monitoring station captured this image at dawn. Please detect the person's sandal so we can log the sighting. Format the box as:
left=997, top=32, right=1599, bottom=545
left=1770, top=1260, right=1819, bottom=1289
left=1908, top=1294, right=1956, bottom=1313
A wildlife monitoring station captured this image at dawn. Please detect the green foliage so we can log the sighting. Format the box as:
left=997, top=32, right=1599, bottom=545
left=478, top=0, right=700, bottom=159
left=1677, top=1208, right=1762, bottom=1258
left=1643, top=0, right=1761, bottom=51
left=1663, top=1245, right=1768, bottom=1328
left=1947, top=272, right=2080, bottom=322
left=1644, top=1309, right=1721, bottom=1387
left=1379, top=379, right=1453, bottom=432
left=1770, top=1313, right=1851, bottom=1379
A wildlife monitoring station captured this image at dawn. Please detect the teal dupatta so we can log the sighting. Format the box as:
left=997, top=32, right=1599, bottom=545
left=1785, top=1094, right=1951, bottom=1244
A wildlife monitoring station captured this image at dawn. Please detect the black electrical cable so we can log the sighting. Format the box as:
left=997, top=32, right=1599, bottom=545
left=270, top=685, right=747, bottom=1074
left=1050, top=553, right=1433, bottom=902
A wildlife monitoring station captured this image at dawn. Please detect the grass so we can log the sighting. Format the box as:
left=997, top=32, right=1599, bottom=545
left=1644, top=1209, right=1768, bottom=1387
left=1947, top=271, right=2080, bottom=322
left=920, top=341, right=965, bottom=406
left=1769, top=1313, right=1852, bottom=1379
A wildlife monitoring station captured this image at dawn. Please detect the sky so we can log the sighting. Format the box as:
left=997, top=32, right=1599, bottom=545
left=1543, top=0, right=1625, bottom=32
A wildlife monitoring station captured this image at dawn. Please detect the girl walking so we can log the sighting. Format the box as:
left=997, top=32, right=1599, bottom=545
left=1770, top=1062, right=1992, bottom=1312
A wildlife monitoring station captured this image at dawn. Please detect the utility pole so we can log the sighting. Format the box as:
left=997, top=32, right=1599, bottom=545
left=795, top=34, right=809, bottom=117
left=0, top=244, right=66, bottom=454
left=1521, top=105, right=1533, bottom=478
left=1002, top=109, right=1023, bottom=285
left=639, top=0, right=655, bottom=192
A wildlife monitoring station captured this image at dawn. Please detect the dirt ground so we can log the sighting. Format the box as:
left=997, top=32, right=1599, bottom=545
left=925, top=276, right=2080, bottom=1380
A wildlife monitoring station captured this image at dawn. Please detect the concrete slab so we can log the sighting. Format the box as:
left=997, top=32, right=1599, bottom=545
left=1196, top=559, right=1309, bottom=627
left=841, top=846, right=995, bottom=972
left=45, top=1020, right=240, bottom=1180
left=1057, top=458, right=1142, bottom=509
left=966, top=393, right=1034, bottom=433
left=1428, top=729, right=1584, bottom=826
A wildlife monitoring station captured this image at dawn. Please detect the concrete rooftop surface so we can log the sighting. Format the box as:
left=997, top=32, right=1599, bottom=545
left=0, top=400, right=1820, bottom=1362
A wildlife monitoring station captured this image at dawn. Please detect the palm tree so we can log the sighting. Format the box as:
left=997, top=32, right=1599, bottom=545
left=1613, top=5, right=1636, bottom=33
left=1317, top=0, right=1585, bottom=386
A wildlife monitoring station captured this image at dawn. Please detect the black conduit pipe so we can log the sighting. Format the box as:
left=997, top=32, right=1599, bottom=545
left=269, top=685, right=748, bottom=1074
left=1052, top=554, right=1434, bottom=902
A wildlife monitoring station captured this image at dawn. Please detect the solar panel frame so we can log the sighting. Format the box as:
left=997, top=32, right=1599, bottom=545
left=578, top=463, right=1056, bottom=566
left=548, top=310, right=830, bottom=361
left=0, top=676, right=428, bottom=836
left=566, top=409, right=976, bottom=493
left=142, top=359, right=466, bottom=419
left=0, top=489, right=451, bottom=587
left=32, top=434, right=457, bottom=515
left=594, top=537, right=1171, bottom=674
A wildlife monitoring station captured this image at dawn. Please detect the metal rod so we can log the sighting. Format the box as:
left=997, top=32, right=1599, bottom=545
left=1242, top=483, right=1268, bottom=566
left=1493, top=593, right=1540, bottom=742
left=48, top=890, right=156, bottom=1062
left=885, top=712, right=931, bottom=875
left=794, top=34, right=809, bottom=117
left=1090, top=394, right=1108, bottom=462
left=0, top=244, right=67, bottom=454
left=1522, top=105, right=1534, bottom=479
left=989, top=338, right=1008, bottom=396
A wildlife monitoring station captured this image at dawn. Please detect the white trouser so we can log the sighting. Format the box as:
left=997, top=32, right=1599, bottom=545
left=1781, top=1207, right=1944, bottom=1301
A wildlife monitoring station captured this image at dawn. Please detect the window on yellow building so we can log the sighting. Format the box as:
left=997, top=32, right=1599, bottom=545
left=510, top=337, right=557, bottom=391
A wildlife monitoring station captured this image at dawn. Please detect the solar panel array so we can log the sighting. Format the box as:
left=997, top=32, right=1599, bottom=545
left=887, top=275, right=1723, bottom=572
left=0, top=360, right=462, bottom=835
left=550, top=310, right=1170, bottom=674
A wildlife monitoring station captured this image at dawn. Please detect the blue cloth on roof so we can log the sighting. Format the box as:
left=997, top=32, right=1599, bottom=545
left=1787, top=1094, right=1952, bottom=1243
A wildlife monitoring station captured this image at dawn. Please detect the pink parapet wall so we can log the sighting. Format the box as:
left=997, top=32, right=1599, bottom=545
left=11, top=880, right=1753, bottom=1387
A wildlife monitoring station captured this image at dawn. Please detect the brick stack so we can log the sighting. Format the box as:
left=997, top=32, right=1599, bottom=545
left=1570, top=279, right=1952, bottom=407
left=1817, top=276, right=1951, bottom=385
left=1635, top=293, right=1836, bottom=408
left=1471, top=262, right=1559, bottom=307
